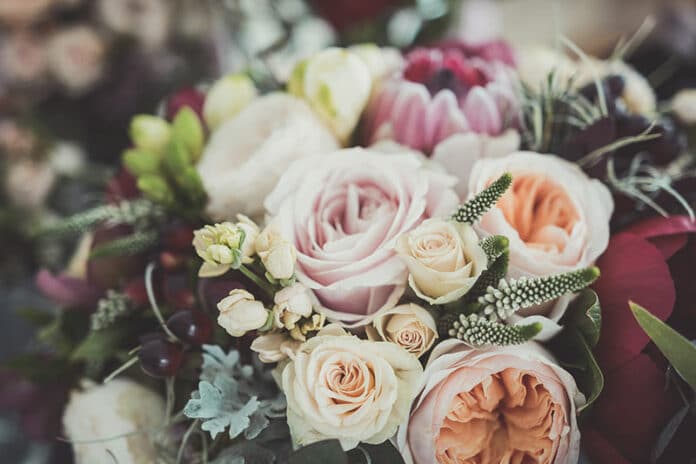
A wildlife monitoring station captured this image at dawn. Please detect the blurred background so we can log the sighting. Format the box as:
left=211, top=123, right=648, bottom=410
left=0, top=0, right=695, bottom=462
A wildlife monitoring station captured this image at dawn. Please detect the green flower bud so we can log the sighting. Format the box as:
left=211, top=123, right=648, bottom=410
left=171, top=107, right=204, bottom=162
left=137, top=175, right=174, bottom=206
left=203, top=74, right=258, bottom=130
left=287, top=59, right=308, bottom=98
left=129, top=115, right=171, bottom=156
left=122, top=149, right=161, bottom=176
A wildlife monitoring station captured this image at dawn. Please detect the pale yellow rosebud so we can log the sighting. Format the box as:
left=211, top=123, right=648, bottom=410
left=289, top=47, right=372, bottom=143
left=203, top=73, right=258, bottom=130
left=217, top=289, right=269, bottom=337
left=255, top=226, right=297, bottom=280
left=235, top=214, right=259, bottom=263
left=250, top=332, right=301, bottom=363
left=129, top=115, right=171, bottom=156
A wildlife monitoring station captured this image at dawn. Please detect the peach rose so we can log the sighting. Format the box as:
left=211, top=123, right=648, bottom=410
left=282, top=324, right=423, bottom=450
left=398, top=339, right=583, bottom=464
left=366, top=303, right=438, bottom=358
left=468, top=152, right=612, bottom=338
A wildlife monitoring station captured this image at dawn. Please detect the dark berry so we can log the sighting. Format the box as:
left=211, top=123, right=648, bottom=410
left=124, top=278, right=149, bottom=307
left=167, top=310, right=213, bottom=345
left=138, top=338, right=183, bottom=378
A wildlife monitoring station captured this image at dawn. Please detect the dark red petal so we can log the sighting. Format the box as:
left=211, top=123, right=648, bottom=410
left=581, top=426, right=632, bottom=464
left=587, top=354, right=681, bottom=463
left=594, top=233, right=675, bottom=370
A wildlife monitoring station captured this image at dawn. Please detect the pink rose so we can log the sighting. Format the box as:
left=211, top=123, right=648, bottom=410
left=264, top=147, right=459, bottom=326
left=398, top=339, right=583, bottom=464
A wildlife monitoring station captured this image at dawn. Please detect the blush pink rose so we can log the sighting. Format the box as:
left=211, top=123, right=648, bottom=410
left=264, top=147, right=459, bottom=326
left=398, top=339, right=583, bottom=464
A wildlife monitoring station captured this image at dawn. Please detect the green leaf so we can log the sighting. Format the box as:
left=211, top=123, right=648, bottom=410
left=89, top=230, right=159, bottom=259
left=630, top=302, right=696, bottom=390
left=16, top=307, right=54, bottom=327
left=71, top=322, right=132, bottom=362
left=552, top=330, right=604, bottom=412
left=561, top=289, right=601, bottom=347
left=137, top=175, right=175, bottom=206
left=288, top=440, right=348, bottom=464
left=348, top=441, right=406, bottom=464
left=4, top=353, right=76, bottom=384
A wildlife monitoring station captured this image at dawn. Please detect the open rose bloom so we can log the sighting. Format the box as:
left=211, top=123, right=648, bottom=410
left=399, top=340, right=583, bottom=464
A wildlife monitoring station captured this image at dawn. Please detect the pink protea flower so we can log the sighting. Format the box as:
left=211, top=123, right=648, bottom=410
left=363, top=41, right=520, bottom=155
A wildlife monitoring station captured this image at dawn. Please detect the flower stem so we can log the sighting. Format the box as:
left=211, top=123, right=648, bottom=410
left=238, top=264, right=276, bottom=298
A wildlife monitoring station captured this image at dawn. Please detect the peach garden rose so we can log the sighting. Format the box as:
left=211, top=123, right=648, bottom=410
left=468, top=151, right=613, bottom=338
left=265, top=147, right=459, bottom=326
left=398, top=339, right=583, bottom=464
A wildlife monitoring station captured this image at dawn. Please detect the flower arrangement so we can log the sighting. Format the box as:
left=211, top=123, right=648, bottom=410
left=4, top=31, right=696, bottom=464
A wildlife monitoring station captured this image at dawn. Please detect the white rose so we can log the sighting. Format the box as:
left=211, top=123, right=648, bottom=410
left=255, top=225, right=297, bottom=280
left=97, top=0, right=171, bottom=50
left=217, top=289, right=269, bottom=337
left=197, top=93, right=339, bottom=220
left=62, top=379, right=166, bottom=464
left=282, top=324, right=423, bottom=450
left=366, top=303, right=438, bottom=358
left=47, top=25, right=106, bottom=94
left=289, top=47, right=372, bottom=143
left=396, top=218, right=487, bottom=305
left=272, top=283, right=313, bottom=332
left=251, top=332, right=302, bottom=363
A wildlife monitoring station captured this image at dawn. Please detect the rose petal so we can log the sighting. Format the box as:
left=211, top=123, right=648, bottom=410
left=593, top=233, right=675, bottom=370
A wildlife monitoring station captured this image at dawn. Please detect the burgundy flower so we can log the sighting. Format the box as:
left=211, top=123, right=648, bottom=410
left=308, top=0, right=403, bottom=30
left=362, top=40, right=519, bottom=154
left=586, top=215, right=696, bottom=463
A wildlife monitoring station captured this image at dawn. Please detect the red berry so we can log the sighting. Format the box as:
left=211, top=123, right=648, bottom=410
left=124, top=278, right=149, bottom=307
left=167, top=310, right=213, bottom=345
left=138, top=338, right=183, bottom=378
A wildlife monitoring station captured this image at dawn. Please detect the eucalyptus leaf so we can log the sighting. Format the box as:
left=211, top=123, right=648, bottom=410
left=630, top=302, right=696, bottom=390
left=287, top=440, right=348, bottom=464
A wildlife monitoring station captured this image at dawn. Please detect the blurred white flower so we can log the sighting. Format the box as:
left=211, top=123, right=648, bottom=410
left=97, top=0, right=171, bottom=50
left=673, top=89, right=696, bottom=125
left=203, top=74, right=258, bottom=131
left=48, top=141, right=86, bottom=176
left=197, top=93, right=338, bottom=220
left=62, top=379, right=166, bottom=464
left=47, top=25, right=106, bottom=95
left=6, top=159, right=55, bottom=209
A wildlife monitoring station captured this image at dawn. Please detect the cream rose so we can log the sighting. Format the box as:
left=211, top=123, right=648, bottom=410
left=282, top=324, right=423, bottom=450
left=197, top=93, right=339, bottom=220
left=217, top=289, right=269, bottom=337
left=367, top=303, right=438, bottom=358
left=62, top=379, right=166, bottom=464
left=396, top=218, right=487, bottom=305
left=398, top=340, right=583, bottom=464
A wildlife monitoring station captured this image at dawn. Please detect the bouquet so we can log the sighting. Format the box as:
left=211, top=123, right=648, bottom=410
left=5, top=32, right=696, bottom=464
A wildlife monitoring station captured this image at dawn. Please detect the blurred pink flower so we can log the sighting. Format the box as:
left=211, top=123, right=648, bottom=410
left=0, top=32, right=47, bottom=84
left=0, top=0, right=52, bottom=26
left=363, top=41, right=520, bottom=155
left=47, top=25, right=106, bottom=94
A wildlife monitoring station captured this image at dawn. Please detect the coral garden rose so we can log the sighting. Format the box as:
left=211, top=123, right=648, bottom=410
left=366, top=303, right=438, bottom=358
left=197, top=93, right=339, bottom=220
left=264, top=147, right=459, bottom=326
left=398, top=339, right=583, bottom=464
left=470, top=151, right=613, bottom=278
left=63, top=379, right=166, bottom=464
left=282, top=325, right=423, bottom=450
left=396, top=218, right=487, bottom=304
left=363, top=41, right=520, bottom=155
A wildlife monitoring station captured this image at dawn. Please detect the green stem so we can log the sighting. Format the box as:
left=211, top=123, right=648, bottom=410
left=239, top=264, right=276, bottom=298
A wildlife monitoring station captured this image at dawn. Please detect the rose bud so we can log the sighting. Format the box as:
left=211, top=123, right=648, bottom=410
left=129, top=115, right=171, bottom=156
left=203, top=73, right=257, bottom=131
left=216, top=289, right=269, bottom=337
